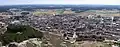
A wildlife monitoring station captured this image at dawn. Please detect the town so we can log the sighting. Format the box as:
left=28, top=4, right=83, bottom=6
left=0, top=5, right=120, bottom=47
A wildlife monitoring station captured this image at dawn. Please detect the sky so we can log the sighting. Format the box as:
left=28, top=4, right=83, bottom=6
left=0, top=0, right=120, bottom=5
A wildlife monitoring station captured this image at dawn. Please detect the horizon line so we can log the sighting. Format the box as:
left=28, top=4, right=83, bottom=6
left=1, top=4, right=120, bottom=6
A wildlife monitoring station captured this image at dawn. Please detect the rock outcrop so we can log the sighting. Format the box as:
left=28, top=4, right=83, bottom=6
left=18, top=38, right=42, bottom=47
left=0, top=22, right=7, bottom=35
left=3, top=38, right=43, bottom=47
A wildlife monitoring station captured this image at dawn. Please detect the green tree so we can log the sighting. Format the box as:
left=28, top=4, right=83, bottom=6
left=0, top=24, right=43, bottom=45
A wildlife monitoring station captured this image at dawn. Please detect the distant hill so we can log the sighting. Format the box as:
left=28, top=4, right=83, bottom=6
left=0, top=5, right=120, bottom=12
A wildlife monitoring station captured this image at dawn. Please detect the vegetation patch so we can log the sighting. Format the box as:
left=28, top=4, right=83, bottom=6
left=0, top=24, right=43, bottom=45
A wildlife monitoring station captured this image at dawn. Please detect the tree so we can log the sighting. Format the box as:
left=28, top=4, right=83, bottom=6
left=0, top=24, right=43, bottom=45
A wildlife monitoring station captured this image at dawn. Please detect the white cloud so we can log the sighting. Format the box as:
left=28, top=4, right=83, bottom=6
left=0, top=0, right=120, bottom=5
